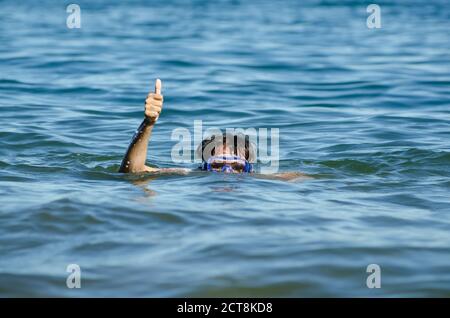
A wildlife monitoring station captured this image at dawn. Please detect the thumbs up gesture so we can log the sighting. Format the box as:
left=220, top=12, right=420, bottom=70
left=145, top=79, right=163, bottom=123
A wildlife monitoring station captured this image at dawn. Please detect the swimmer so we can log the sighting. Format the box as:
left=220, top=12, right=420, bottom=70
left=119, top=79, right=308, bottom=181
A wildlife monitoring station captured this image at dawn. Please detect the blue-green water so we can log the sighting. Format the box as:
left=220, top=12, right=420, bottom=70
left=1, top=0, right=449, bottom=297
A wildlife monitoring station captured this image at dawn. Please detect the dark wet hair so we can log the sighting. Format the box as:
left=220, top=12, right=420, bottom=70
left=196, top=132, right=256, bottom=163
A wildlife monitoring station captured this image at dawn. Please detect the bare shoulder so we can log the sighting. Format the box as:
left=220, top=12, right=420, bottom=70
left=254, top=171, right=312, bottom=182
left=144, top=166, right=191, bottom=175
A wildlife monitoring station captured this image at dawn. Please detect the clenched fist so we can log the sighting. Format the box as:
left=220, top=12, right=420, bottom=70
left=145, top=79, right=163, bottom=123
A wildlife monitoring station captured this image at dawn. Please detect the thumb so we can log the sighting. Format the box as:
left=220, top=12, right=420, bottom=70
left=155, top=78, right=162, bottom=95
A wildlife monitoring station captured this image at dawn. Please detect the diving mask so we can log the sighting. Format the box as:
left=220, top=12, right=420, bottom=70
left=203, top=155, right=252, bottom=173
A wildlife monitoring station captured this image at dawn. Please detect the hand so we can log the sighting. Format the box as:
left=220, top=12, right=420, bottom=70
left=145, top=78, right=163, bottom=123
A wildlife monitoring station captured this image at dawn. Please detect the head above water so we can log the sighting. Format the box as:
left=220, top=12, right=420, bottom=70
left=196, top=132, right=256, bottom=173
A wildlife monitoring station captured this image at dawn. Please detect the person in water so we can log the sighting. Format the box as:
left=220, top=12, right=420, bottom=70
left=119, top=79, right=307, bottom=180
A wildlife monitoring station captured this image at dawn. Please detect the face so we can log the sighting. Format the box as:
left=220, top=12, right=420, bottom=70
left=207, top=144, right=248, bottom=173
left=214, top=143, right=247, bottom=158
left=213, top=143, right=231, bottom=156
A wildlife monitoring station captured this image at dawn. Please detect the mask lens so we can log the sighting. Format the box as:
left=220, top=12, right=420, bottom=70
left=230, top=162, right=245, bottom=171
left=207, top=156, right=249, bottom=172
left=210, top=161, right=224, bottom=170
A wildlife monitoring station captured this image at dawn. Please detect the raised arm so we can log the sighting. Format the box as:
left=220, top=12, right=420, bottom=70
left=119, top=79, right=164, bottom=173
